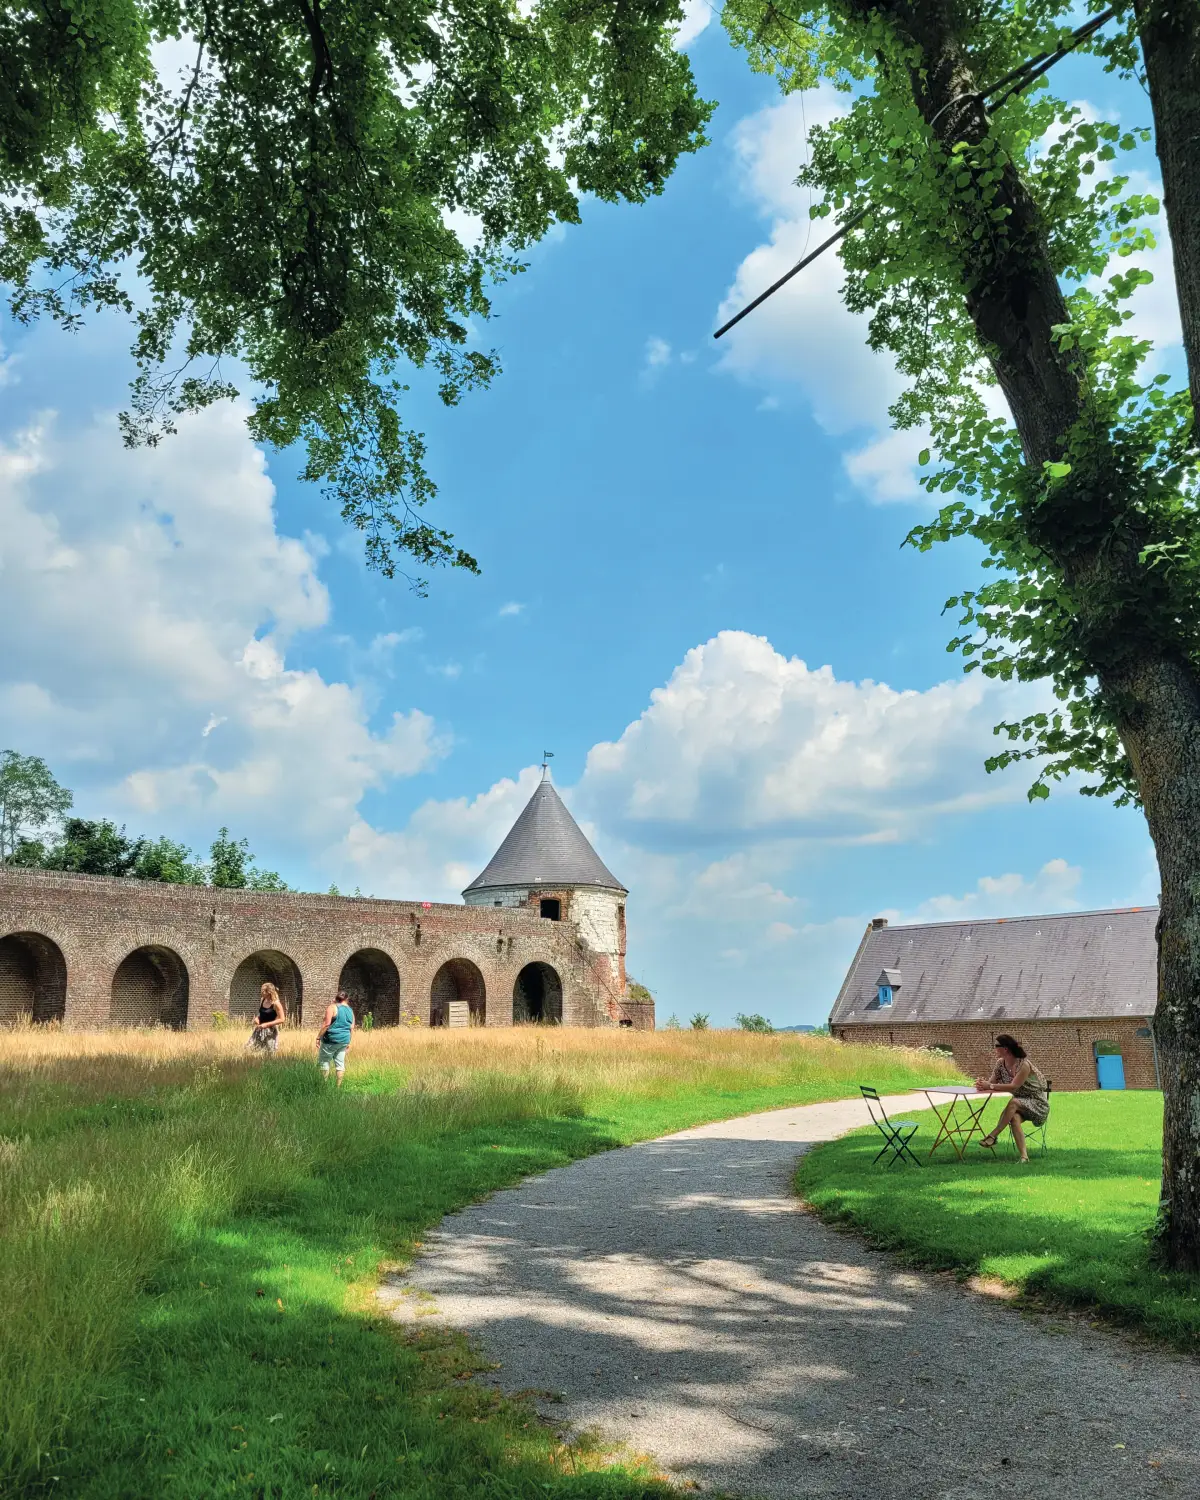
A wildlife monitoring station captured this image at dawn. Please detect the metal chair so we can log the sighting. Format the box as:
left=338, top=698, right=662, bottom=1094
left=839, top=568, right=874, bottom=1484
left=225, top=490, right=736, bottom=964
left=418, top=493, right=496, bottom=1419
left=981, top=1079, right=1052, bottom=1157
left=860, top=1085, right=922, bottom=1168
left=1015, top=1079, right=1052, bottom=1156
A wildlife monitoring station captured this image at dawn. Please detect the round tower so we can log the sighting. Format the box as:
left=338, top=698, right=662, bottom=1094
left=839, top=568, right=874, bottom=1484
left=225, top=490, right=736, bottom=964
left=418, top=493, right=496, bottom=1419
left=462, top=773, right=628, bottom=998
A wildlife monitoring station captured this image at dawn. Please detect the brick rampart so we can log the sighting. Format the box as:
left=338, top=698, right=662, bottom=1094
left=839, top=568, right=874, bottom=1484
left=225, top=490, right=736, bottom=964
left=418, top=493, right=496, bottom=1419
left=831, top=1017, right=1159, bottom=1091
left=0, top=868, right=650, bottom=1031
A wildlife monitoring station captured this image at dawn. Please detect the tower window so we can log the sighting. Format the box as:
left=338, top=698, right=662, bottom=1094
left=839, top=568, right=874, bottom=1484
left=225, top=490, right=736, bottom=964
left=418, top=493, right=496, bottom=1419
left=877, top=984, right=893, bottom=1007
left=540, top=898, right=561, bottom=921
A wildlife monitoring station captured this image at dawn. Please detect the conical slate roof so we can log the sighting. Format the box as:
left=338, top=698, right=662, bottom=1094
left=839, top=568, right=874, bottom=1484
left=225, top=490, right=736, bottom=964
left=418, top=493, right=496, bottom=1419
left=464, top=778, right=626, bottom=895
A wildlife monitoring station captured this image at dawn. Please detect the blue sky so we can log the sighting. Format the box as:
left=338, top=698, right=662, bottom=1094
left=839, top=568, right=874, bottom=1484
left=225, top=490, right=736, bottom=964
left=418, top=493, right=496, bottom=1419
left=0, top=16, right=1170, bottom=1024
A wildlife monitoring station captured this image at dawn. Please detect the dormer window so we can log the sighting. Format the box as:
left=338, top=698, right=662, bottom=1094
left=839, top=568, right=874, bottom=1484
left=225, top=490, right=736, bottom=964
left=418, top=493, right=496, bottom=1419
left=875, top=968, right=901, bottom=1008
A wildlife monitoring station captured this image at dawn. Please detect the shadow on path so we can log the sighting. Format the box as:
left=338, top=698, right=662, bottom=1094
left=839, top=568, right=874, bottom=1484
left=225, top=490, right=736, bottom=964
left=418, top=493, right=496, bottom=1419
left=384, top=1097, right=1200, bottom=1500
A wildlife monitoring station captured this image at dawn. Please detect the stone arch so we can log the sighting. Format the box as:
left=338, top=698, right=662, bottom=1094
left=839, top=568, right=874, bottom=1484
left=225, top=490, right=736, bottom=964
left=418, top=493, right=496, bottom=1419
left=513, top=962, right=563, bottom=1025
left=431, top=958, right=486, bottom=1027
left=0, top=932, right=67, bottom=1024
left=111, top=946, right=189, bottom=1029
left=230, top=950, right=303, bottom=1025
left=338, top=948, right=401, bottom=1027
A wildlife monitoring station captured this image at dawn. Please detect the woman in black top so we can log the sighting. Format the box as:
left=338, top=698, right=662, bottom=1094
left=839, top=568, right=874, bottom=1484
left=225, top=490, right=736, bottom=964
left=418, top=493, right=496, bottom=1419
left=250, top=982, right=286, bottom=1054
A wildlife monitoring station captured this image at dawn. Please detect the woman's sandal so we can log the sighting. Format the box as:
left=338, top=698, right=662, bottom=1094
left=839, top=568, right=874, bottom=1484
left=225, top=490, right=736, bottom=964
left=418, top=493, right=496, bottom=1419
left=978, top=1133, right=999, bottom=1151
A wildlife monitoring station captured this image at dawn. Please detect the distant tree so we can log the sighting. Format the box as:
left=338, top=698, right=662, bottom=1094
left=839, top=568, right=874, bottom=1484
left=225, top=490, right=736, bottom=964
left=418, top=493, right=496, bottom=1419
left=0, top=751, right=73, bottom=862
left=209, top=828, right=289, bottom=891
left=7, top=838, right=50, bottom=868
left=133, top=836, right=206, bottom=886
left=663, top=1015, right=683, bottom=1031
left=736, top=1013, right=775, bottom=1034
left=690, top=1013, right=710, bottom=1031
left=44, top=818, right=141, bottom=876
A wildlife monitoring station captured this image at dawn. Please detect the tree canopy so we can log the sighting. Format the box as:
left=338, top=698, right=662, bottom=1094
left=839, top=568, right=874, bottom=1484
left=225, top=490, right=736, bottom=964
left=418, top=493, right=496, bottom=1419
left=717, top=0, right=1200, bottom=1268
left=10, top=815, right=288, bottom=889
left=721, top=0, right=1188, bottom=803
left=0, top=751, right=73, bottom=861
left=2, top=0, right=712, bottom=582
left=0, top=751, right=287, bottom=887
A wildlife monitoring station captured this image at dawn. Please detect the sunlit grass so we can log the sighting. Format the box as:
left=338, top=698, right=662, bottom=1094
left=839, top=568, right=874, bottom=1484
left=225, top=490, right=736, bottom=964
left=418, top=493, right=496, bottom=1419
left=798, top=1091, right=1200, bottom=1345
left=1, top=1025, right=953, bottom=1495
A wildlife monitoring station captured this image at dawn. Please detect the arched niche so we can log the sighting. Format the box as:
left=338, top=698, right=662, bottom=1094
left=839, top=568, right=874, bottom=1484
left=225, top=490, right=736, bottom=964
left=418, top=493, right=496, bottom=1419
left=0, top=932, right=67, bottom=1024
left=111, top=946, right=189, bottom=1029
left=430, top=958, right=486, bottom=1027
left=338, top=948, right=401, bottom=1027
left=513, top=962, right=563, bottom=1025
left=230, top=949, right=303, bottom=1025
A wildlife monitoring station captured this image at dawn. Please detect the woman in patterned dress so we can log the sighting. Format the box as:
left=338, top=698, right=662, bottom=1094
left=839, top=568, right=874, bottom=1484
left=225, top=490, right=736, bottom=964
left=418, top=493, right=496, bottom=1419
left=975, top=1034, right=1050, bottom=1163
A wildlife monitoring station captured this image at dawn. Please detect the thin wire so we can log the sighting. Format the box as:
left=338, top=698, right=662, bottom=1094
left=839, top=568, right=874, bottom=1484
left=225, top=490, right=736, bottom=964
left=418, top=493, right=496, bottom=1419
left=713, top=208, right=871, bottom=339
left=713, top=6, right=1120, bottom=340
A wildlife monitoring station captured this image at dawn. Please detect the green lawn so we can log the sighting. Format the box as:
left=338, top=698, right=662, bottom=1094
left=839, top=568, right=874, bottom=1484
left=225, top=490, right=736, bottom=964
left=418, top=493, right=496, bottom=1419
left=798, top=1090, right=1200, bottom=1346
left=1, top=1028, right=951, bottom=1498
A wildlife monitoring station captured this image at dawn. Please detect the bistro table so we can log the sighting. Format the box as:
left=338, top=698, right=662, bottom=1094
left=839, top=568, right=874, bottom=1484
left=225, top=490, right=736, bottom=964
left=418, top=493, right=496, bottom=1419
left=922, top=1086, right=997, bottom=1161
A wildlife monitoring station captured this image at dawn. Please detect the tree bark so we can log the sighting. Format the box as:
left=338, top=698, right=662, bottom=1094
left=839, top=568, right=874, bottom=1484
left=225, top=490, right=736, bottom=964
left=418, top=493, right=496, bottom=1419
left=859, top=0, right=1200, bottom=1269
left=1135, top=0, right=1200, bottom=425
left=1115, top=655, right=1200, bottom=1269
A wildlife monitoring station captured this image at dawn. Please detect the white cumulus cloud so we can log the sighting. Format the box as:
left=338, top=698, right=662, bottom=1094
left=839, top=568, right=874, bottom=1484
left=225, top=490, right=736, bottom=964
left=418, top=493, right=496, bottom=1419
left=579, top=630, right=1041, bottom=843
left=899, top=857, right=1084, bottom=924
left=0, top=403, right=445, bottom=856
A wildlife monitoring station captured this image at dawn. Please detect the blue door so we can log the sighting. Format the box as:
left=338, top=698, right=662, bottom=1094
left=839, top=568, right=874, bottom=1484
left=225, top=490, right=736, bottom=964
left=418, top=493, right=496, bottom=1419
left=1097, top=1053, right=1126, bottom=1090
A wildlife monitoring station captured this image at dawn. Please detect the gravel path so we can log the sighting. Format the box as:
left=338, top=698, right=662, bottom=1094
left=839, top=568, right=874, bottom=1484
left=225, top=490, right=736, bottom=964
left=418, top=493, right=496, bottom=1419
left=380, top=1095, right=1199, bottom=1499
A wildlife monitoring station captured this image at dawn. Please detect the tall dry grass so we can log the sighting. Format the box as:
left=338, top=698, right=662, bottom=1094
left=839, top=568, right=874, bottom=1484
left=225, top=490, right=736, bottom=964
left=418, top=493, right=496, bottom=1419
left=1, top=1021, right=949, bottom=1110
left=0, top=1025, right=951, bottom=1481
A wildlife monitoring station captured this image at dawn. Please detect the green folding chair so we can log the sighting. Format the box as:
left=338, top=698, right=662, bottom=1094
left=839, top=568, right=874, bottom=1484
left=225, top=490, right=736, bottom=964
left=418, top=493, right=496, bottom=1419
left=1014, top=1079, right=1052, bottom=1156
left=860, top=1085, right=922, bottom=1168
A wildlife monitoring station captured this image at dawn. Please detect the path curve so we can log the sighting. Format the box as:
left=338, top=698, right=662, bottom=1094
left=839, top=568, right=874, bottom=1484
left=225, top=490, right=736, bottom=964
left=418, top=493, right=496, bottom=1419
left=380, top=1095, right=1199, bottom=1499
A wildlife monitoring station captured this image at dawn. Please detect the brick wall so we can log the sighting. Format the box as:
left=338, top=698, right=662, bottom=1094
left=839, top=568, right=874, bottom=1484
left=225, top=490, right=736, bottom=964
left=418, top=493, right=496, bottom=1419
left=831, top=1016, right=1159, bottom=1091
left=0, top=867, right=650, bottom=1031
left=464, top=883, right=628, bottom=994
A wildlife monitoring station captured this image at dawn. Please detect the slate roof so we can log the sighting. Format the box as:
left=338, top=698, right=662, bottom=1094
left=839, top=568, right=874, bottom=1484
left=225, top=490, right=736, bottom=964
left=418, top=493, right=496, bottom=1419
left=829, top=906, right=1158, bottom=1027
left=463, top=778, right=626, bottom=895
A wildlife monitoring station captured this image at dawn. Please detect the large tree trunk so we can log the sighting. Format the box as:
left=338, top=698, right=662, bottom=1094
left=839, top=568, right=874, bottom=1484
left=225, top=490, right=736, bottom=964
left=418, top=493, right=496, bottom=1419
left=1132, top=0, right=1200, bottom=1271
left=861, top=0, right=1200, bottom=1269
left=1116, top=657, right=1200, bottom=1269
left=1135, top=0, right=1200, bottom=425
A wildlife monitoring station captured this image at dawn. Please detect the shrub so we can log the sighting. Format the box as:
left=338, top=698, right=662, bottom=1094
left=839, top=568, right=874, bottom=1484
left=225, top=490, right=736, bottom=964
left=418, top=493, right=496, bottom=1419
left=736, top=1013, right=774, bottom=1034
left=690, top=1013, right=709, bottom=1031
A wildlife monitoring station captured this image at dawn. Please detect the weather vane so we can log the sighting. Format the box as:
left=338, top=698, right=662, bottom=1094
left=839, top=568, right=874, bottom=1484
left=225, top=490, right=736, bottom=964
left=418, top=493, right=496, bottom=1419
left=541, top=749, right=554, bottom=775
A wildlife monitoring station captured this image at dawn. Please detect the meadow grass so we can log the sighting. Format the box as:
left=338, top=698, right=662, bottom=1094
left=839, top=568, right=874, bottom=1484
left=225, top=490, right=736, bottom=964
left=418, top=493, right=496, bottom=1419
left=0, top=1025, right=951, bottom=1497
left=798, top=1090, right=1200, bottom=1346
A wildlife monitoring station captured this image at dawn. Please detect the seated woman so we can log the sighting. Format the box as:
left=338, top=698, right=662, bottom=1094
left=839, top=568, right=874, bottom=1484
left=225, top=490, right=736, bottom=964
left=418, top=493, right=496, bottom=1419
left=974, top=1034, right=1049, bottom=1163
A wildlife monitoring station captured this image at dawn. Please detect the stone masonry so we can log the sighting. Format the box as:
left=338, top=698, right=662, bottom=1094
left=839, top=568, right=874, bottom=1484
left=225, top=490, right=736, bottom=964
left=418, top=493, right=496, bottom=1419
left=0, top=867, right=646, bottom=1031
